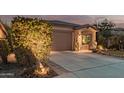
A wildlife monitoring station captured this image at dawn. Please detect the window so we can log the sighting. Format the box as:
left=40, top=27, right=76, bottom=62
left=82, top=34, right=92, bottom=44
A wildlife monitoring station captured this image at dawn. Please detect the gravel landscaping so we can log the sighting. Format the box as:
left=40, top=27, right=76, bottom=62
left=95, top=50, right=124, bottom=58
left=0, top=62, right=57, bottom=78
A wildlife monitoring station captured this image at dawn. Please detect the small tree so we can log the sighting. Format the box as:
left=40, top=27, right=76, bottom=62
left=11, top=16, right=53, bottom=68
left=95, top=19, right=115, bottom=48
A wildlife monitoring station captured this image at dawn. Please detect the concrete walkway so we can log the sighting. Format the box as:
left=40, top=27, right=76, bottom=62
left=50, top=51, right=124, bottom=78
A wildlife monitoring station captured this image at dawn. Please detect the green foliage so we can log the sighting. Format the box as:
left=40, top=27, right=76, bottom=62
left=96, top=32, right=105, bottom=45
left=96, top=19, right=115, bottom=38
left=11, top=16, right=53, bottom=65
left=95, top=19, right=115, bottom=48
left=0, top=39, right=10, bottom=63
left=108, top=35, right=124, bottom=50
left=0, top=39, right=10, bottom=55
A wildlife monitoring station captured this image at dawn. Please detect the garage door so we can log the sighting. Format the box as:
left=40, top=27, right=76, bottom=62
left=52, top=31, right=72, bottom=51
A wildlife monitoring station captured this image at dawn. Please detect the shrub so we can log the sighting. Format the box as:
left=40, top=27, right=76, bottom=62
left=95, top=19, right=115, bottom=48
left=97, top=45, right=104, bottom=50
left=11, top=16, right=53, bottom=66
left=0, top=39, right=10, bottom=63
left=108, top=35, right=124, bottom=50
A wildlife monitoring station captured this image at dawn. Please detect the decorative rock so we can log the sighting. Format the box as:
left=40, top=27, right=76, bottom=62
left=7, top=53, right=17, bottom=63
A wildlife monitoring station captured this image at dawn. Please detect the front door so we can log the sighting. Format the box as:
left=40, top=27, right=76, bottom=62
left=81, top=34, right=92, bottom=50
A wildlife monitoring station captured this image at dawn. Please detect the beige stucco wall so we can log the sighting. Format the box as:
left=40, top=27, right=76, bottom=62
left=53, top=25, right=73, bottom=32
left=52, top=25, right=97, bottom=51
left=73, top=27, right=97, bottom=51
left=73, top=30, right=80, bottom=51
left=88, top=27, right=97, bottom=49
left=0, top=28, right=6, bottom=39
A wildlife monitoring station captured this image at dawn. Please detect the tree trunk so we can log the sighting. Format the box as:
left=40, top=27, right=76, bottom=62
left=0, top=40, right=8, bottom=64
left=1, top=54, right=7, bottom=64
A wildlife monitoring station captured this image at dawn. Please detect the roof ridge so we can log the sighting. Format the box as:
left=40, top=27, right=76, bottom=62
left=46, top=20, right=81, bottom=26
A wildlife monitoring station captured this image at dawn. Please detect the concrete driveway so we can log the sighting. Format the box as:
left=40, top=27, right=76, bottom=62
left=50, top=51, right=124, bottom=78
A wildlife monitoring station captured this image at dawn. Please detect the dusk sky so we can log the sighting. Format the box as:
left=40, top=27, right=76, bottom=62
left=1, top=15, right=124, bottom=26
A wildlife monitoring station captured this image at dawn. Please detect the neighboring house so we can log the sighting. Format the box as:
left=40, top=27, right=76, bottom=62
left=0, top=22, right=8, bottom=39
left=111, top=28, right=124, bottom=36
left=0, top=22, right=8, bottom=63
left=48, top=20, right=97, bottom=51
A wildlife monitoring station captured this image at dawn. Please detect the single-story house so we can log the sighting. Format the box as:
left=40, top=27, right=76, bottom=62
left=48, top=20, right=97, bottom=51
left=0, top=20, right=97, bottom=52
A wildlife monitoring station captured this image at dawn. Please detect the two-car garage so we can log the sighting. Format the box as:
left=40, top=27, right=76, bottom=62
left=52, top=30, right=72, bottom=51
left=48, top=20, right=79, bottom=51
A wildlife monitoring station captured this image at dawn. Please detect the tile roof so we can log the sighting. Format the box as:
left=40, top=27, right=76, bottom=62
left=47, top=20, right=81, bottom=27
left=73, top=24, right=96, bottom=30
left=47, top=20, right=96, bottom=30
